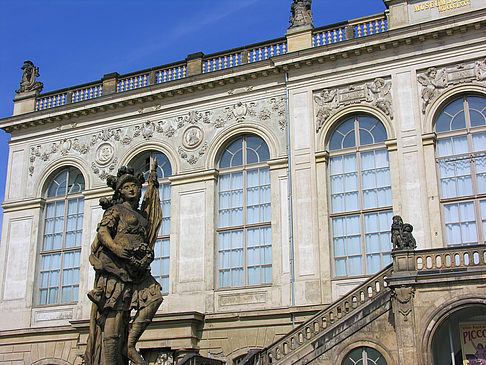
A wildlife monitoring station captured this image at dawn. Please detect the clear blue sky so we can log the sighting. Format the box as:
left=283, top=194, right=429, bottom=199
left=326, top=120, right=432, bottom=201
left=0, top=0, right=386, bottom=231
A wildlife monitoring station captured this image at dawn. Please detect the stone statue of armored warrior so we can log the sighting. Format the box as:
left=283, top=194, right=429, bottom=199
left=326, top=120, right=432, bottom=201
left=289, top=0, right=313, bottom=28
left=84, top=161, right=163, bottom=365
left=16, top=60, right=43, bottom=94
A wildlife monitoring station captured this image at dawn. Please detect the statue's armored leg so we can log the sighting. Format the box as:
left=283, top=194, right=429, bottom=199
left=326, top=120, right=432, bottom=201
left=127, top=299, right=162, bottom=365
left=103, top=310, right=125, bottom=365
left=103, top=336, right=123, bottom=364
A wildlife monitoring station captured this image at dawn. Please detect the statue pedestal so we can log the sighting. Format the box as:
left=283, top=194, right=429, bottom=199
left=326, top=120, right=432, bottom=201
left=392, top=249, right=416, bottom=276
left=13, top=90, right=39, bottom=116
left=286, top=25, right=313, bottom=52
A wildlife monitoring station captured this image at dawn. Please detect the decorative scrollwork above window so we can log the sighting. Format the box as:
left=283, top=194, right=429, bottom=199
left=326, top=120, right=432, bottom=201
left=28, top=96, right=286, bottom=179
left=417, top=58, right=486, bottom=114
left=314, top=78, right=393, bottom=133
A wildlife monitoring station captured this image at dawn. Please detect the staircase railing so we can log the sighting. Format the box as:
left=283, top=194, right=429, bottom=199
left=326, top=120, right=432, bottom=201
left=250, top=265, right=393, bottom=365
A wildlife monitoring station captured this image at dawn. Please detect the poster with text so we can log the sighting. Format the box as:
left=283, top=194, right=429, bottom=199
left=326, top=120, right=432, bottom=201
left=460, top=323, right=486, bottom=365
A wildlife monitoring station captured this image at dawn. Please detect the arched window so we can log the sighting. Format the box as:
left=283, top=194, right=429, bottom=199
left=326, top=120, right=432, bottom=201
left=38, top=168, right=85, bottom=305
left=435, top=95, right=486, bottom=245
left=217, top=135, right=271, bottom=288
left=342, top=347, right=388, bottom=365
left=328, top=115, right=392, bottom=277
left=131, top=151, right=172, bottom=293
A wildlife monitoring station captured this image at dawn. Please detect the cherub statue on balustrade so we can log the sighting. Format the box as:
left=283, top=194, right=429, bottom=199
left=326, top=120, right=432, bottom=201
left=391, top=215, right=404, bottom=250
left=401, top=223, right=416, bottom=250
left=391, top=215, right=416, bottom=250
left=16, top=60, right=43, bottom=94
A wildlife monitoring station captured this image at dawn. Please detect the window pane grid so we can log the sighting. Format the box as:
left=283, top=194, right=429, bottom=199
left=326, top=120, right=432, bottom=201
left=39, top=168, right=85, bottom=306
left=132, top=152, right=172, bottom=294
left=443, top=201, right=479, bottom=245
left=436, top=95, right=486, bottom=246
left=152, top=238, right=170, bottom=293
left=329, top=116, right=391, bottom=278
left=218, top=136, right=271, bottom=288
left=39, top=249, right=81, bottom=305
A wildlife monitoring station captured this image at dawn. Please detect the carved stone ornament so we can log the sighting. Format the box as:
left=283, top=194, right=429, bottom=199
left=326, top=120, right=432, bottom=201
left=178, top=141, right=208, bottom=165
left=314, top=78, right=393, bottom=133
left=182, top=126, right=204, bottom=149
left=289, top=0, right=313, bottom=29
left=95, top=142, right=115, bottom=166
left=417, top=58, right=486, bottom=114
left=28, top=97, right=286, bottom=179
left=16, top=60, right=43, bottom=94
left=392, top=287, right=415, bottom=321
left=155, top=352, right=175, bottom=365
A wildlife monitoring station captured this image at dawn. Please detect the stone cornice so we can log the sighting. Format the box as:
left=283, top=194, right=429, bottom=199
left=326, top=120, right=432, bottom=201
left=267, top=157, right=288, bottom=170
left=169, top=169, right=218, bottom=186
left=1, top=197, right=44, bottom=213
left=70, top=311, right=205, bottom=330
left=1, top=9, right=485, bottom=134
left=315, top=150, right=329, bottom=164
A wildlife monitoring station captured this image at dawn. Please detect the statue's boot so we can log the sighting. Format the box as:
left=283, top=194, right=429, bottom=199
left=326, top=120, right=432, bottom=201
left=103, top=337, right=123, bottom=365
left=127, top=319, right=150, bottom=365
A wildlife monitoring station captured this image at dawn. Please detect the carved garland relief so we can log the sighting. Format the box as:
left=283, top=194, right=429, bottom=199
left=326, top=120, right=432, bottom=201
left=28, top=96, right=286, bottom=180
left=313, top=77, right=393, bottom=133
left=417, top=57, right=486, bottom=114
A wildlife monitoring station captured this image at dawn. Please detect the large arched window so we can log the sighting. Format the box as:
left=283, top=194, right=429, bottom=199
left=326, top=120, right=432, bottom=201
left=38, top=168, right=85, bottom=305
left=435, top=95, right=486, bottom=246
left=217, top=135, right=271, bottom=288
left=342, top=347, right=388, bottom=365
left=131, top=151, right=172, bottom=293
left=328, top=115, right=392, bottom=277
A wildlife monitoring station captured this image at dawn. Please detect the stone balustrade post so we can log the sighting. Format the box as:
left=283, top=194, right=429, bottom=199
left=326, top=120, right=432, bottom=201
left=383, top=0, right=409, bottom=29
left=149, top=70, right=156, bottom=85
left=392, top=248, right=416, bottom=276
left=285, top=24, right=314, bottom=52
left=102, top=72, right=120, bottom=95
left=186, top=52, right=204, bottom=77
left=345, top=24, right=355, bottom=40
left=13, top=91, right=40, bottom=116
left=66, top=90, right=73, bottom=104
left=240, top=50, right=249, bottom=65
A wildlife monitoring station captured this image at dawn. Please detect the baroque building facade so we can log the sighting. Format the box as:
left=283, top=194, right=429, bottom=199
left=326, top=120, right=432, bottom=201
left=1, top=0, right=486, bottom=364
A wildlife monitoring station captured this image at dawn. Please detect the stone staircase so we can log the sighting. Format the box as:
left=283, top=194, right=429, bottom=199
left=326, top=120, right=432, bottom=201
left=242, top=265, right=394, bottom=365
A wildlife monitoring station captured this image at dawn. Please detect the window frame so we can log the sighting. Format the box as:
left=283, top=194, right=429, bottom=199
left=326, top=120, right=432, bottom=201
left=216, top=135, right=272, bottom=288
left=327, top=114, right=393, bottom=279
left=435, top=94, right=486, bottom=246
left=36, top=168, right=85, bottom=306
left=131, top=151, right=172, bottom=294
left=342, top=346, right=388, bottom=365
